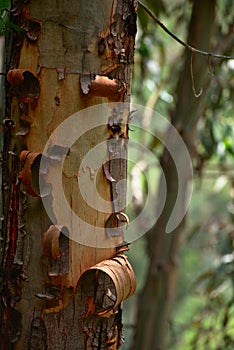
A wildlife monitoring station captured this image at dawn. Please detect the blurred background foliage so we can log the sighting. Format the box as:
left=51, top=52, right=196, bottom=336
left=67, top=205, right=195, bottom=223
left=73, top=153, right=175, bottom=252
left=123, top=0, right=234, bottom=349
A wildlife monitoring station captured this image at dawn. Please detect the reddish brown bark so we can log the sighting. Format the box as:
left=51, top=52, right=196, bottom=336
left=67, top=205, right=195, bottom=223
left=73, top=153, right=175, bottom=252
left=0, top=1, right=136, bottom=349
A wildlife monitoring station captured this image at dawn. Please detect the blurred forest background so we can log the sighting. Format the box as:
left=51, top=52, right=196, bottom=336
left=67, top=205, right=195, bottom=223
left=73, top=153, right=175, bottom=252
left=124, top=0, right=234, bottom=349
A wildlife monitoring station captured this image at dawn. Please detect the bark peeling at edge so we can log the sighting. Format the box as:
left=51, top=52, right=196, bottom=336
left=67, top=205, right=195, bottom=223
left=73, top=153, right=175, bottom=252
left=0, top=1, right=136, bottom=349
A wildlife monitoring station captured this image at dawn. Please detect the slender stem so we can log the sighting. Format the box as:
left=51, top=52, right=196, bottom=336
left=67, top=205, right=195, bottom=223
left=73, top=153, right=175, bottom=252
left=138, top=0, right=234, bottom=60
left=190, top=53, right=203, bottom=98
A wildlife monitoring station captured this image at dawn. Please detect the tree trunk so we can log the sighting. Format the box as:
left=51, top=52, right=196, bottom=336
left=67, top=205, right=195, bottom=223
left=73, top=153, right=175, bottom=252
left=132, top=1, right=215, bottom=349
left=0, top=1, right=136, bottom=349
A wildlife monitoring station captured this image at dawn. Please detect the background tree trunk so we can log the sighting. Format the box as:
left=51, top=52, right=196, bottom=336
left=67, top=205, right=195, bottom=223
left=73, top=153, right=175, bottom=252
left=132, top=1, right=215, bottom=349
left=0, top=1, right=136, bottom=349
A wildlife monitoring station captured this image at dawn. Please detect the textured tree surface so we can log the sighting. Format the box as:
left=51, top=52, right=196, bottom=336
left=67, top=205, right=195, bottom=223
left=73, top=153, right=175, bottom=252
left=0, top=1, right=136, bottom=349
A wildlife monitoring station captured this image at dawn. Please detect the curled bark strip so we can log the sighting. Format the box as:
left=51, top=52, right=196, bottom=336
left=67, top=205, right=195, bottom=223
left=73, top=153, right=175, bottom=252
left=42, top=226, right=70, bottom=279
left=116, top=212, right=129, bottom=224
left=116, top=241, right=130, bottom=254
left=7, top=69, right=40, bottom=102
left=80, top=254, right=136, bottom=308
left=103, top=161, right=116, bottom=183
left=2, top=118, right=15, bottom=130
left=22, top=19, right=41, bottom=42
left=105, top=212, right=129, bottom=238
left=35, top=293, right=56, bottom=301
left=7, top=69, right=25, bottom=86
left=80, top=74, right=126, bottom=100
left=16, top=120, right=30, bottom=136
left=42, top=225, right=63, bottom=259
left=19, top=151, right=42, bottom=197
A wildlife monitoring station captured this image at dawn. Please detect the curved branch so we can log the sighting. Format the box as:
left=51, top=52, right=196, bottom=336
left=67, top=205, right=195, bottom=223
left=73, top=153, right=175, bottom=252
left=138, top=0, right=234, bottom=60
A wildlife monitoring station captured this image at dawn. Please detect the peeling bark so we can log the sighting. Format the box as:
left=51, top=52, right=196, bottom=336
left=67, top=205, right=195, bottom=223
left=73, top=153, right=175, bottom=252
left=0, top=1, right=136, bottom=349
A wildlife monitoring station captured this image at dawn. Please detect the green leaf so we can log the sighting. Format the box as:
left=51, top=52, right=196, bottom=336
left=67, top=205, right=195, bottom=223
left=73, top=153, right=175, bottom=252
left=0, top=2, right=24, bottom=35
left=0, top=0, right=11, bottom=13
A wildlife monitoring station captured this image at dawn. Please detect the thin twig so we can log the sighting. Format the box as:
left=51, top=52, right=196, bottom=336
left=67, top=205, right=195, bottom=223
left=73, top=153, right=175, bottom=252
left=207, top=56, right=214, bottom=76
left=138, top=0, right=234, bottom=60
left=190, top=53, right=203, bottom=98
